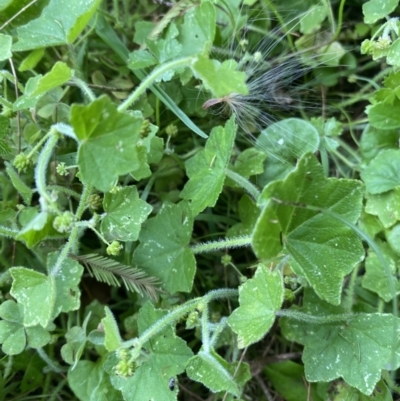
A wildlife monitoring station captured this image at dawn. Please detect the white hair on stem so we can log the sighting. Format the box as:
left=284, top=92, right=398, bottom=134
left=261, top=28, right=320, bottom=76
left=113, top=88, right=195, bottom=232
left=202, top=1, right=348, bottom=178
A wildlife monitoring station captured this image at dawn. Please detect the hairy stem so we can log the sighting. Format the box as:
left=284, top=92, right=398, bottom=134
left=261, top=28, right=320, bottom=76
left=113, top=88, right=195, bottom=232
left=34, top=130, right=60, bottom=208
left=118, top=56, right=197, bottom=113
left=123, top=288, right=238, bottom=361
left=225, top=168, right=261, bottom=201
left=191, top=236, right=252, bottom=254
left=51, top=184, right=92, bottom=276
left=276, top=309, right=353, bottom=324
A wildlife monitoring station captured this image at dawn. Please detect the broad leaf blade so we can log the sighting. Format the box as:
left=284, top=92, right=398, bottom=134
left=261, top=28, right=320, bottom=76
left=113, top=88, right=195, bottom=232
left=186, top=350, right=250, bottom=396
left=101, top=186, right=152, bottom=242
left=361, top=149, right=400, bottom=194
left=281, top=289, right=400, bottom=395
left=106, top=302, right=193, bottom=400
left=180, top=117, right=237, bottom=215
left=227, top=265, right=283, bottom=348
left=10, top=252, right=83, bottom=327
left=13, top=0, right=102, bottom=51
left=71, top=96, right=143, bottom=192
left=133, top=202, right=195, bottom=293
left=253, top=153, right=365, bottom=305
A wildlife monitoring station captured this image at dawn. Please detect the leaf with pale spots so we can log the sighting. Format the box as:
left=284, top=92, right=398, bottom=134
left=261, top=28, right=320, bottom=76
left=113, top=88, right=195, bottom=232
left=180, top=116, right=236, bottom=215
left=105, top=302, right=193, bottom=400
left=101, top=186, right=152, bottom=242
left=252, top=153, right=365, bottom=305
left=133, top=202, right=195, bottom=293
left=10, top=252, right=83, bottom=327
left=12, top=0, right=102, bottom=51
left=281, top=289, right=400, bottom=395
left=186, top=350, right=251, bottom=396
left=71, top=96, right=143, bottom=192
left=227, top=265, right=283, bottom=348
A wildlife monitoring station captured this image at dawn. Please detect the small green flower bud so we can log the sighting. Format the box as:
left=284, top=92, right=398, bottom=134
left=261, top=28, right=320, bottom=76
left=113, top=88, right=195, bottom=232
left=56, top=162, right=69, bottom=176
left=114, top=359, right=135, bottom=378
left=253, top=51, right=262, bottom=62
left=109, top=186, right=121, bottom=194
left=284, top=288, right=295, bottom=302
left=221, top=254, right=231, bottom=267
left=107, top=240, right=123, bottom=256
left=186, top=310, right=200, bottom=329
left=140, top=119, right=151, bottom=137
left=117, top=348, right=129, bottom=360
left=376, top=37, right=391, bottom=49
left=165, top=124, right=178, bottom=137
left=360, top=39, right=372, bottom=55
left=13, top=153, right=32, bottom=172
left=87, top=194, right=102, bottom=210
left=53, top=211, right=75, bottom=233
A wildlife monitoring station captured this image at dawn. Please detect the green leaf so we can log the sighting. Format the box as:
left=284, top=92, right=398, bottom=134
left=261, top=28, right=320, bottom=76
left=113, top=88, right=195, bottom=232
left=10, top=252, right=83, bottom=327
left=94, top=14, right=208, bottom=139
left=102, top=307, right=122, bottom=352
left=14, top=62, right=72, bottom=110
left=133, top=202, right=196, bottom=293
left=107, top=302, right=193, bottom=400
left=146, top=23, right=182, bottom=64
left=186, top=350, right=251, bottom=396
left=363, top=0, right=398, bottom=24
left=48, top=253, right=83, bottom=318
left=60, top=313, right=91, bottom=369
left=16, top=208, right=63, bottom=248
left=360, top=125, right=399, bottom=164
left=0, top=115, right=9, bottom=137
left=5, top=162, right=32, bottom=205
left=226, top=147, right=267, bottom=188
left=192, top=57, right=248, bottom=98
left=264, top=361, right=323, bottom=401
left=0, top=0, right=13, bottom=11
left=0, top=300, right=51, bottom=355
left=227, top=265, right=283, bottom=348
left=71, top=96, right=143, bottom=192
left=361, top=149, right=400, bottom=194
left=387, top=38, right=400, bottom=66
left=0, top=33, right=12, bottom=61
left=227, top=194, right=260, bottom=237
left=367, top=103, right=400, bottom=130
left=365, top=189, right=400, bottom=228
left=387, top=223, right=400, bottom=255
left=10, top=268, right=52, bottom=327
left=68, top=359, right=120, bottom=401
left=0, top=321, right=26, bottom=355
left=13, top=0, right=102, bottom=51
left=281, top=289, right=400, bottom=395
left=256, top=118, right=320, bottom=185
left=19, top=48, right=45, bottom=72
left=299, top=4, right=328, bottom=34
left=128, top=49, right=158, bottom=70
left=362, top=240, right=400, bottom=302
left=178, top=2, right=216, bottom=56
left=180, top=117, right=237, bottom=215
left=252, top=154, right=365, bottom=305
left=101, top=186, right=152, bottom=242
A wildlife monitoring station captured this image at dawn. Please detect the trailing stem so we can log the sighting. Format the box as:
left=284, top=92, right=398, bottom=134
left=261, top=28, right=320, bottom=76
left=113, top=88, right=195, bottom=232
left=191, top=236, right=252, bottom=254
left=122, top=288, right=238, bottom=362
left=118, top=56, right=197, bottom=113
